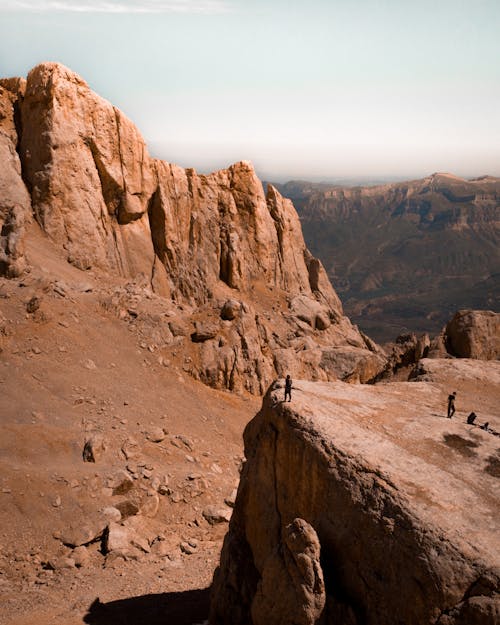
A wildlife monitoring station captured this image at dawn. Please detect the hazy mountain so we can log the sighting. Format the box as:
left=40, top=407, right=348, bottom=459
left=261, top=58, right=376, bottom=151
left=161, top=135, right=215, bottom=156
left=275, top=173, right=500, bottom=342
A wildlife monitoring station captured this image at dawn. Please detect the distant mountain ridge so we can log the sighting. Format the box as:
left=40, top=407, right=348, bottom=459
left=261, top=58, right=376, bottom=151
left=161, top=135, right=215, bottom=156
left=275, top=173, right=500, bottom=342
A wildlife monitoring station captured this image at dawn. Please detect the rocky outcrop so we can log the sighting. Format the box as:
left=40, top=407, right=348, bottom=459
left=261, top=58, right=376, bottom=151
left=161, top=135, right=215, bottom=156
left=444, top=310, right=500, bottom=360
left=210, top=377, right=500, bottom=624
left=0, top=79, right=31, bottom=277
left=0, top=62, right=386, bottom=392
left=20, top=62, right=156, bottom=275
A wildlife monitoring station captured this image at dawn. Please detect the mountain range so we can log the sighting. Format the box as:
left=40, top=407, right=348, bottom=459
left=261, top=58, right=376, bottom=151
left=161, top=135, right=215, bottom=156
left=275, top=174, right=500, bottom=342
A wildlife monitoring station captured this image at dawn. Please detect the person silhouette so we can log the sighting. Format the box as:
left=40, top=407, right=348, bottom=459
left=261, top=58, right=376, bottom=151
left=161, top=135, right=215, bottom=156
left=447, top=392, right=456, bottom=418
left=284, top=374, right=292, bottom=402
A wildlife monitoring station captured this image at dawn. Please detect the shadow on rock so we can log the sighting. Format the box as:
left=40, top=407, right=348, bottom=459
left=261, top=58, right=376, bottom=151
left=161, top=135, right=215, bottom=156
left=84, top=588, right=210, bottom=625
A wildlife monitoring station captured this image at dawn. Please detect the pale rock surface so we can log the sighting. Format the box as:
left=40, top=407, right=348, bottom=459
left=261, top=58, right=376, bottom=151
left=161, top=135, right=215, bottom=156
left=20, top=63, right=155, bottom=274
left=210, top=368, right=500, bottom=624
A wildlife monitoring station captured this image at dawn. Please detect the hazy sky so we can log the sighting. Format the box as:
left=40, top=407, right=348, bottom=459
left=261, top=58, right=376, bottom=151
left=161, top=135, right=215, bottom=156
left=1, top=0, right=499, bottom=181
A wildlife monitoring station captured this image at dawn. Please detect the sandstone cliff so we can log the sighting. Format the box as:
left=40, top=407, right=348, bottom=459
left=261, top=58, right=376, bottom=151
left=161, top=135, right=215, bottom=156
left=210, top=368, right=500, bottom=624
left=0, top=62, right=384, bottom=392
left=0, top=78, right=31, bottom=277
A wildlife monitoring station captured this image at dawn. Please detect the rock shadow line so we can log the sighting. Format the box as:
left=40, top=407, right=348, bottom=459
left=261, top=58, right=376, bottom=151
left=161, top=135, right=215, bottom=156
left=83, top=587, right=210, bottom=625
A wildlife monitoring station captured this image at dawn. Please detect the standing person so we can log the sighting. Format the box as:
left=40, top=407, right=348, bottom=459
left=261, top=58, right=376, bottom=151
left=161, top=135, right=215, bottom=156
left=284, top=374, right=292, bottom=402
left=447, top=392, right=457, bottom=418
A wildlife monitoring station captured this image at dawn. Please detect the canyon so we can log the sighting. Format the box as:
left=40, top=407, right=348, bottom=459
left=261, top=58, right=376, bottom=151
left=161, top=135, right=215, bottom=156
left=276, top=176, right=500, bottom=342
left=0, top=62, right=499, bottom=625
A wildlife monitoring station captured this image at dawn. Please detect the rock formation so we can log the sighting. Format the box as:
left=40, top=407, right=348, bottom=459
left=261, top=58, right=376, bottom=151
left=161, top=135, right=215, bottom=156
left=210, top=374, right=500, bottom=624
left=0, top=78, right=31, bottom=277
left=0, top=61, right=386, bottom=392
left=444, top=310, right=500, bottom=360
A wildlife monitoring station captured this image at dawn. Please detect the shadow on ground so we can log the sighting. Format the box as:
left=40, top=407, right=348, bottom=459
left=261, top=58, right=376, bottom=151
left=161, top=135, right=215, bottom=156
left=84, top=587, right=210, bottom=625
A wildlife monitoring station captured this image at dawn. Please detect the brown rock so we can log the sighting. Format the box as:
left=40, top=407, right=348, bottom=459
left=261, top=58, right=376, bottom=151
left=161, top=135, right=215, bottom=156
left=0, top=84, right=31, bottom=277
left=20, top=63, right=155, bottom=274
left=191, top=322, right=218, bottom=343
left=82, top=433, right=106, bottom=463
left=220, top=299, right=241, bottom=321
left=71, top=546, right=91, bottom=568
left=202, top=506, right=232, bottom=525
left=444, top=310, right=500, bottom=360
left=210, top=378, right=500, bottom=625
left=59, top=521, right=106, bottom=548
left=4, top=61, right=385, bottom=395
left=251, top=518, right=325, bottom=625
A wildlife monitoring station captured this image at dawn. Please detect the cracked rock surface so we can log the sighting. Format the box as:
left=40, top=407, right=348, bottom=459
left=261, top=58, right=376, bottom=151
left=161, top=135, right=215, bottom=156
left=210, top=368, right=500, bottom=625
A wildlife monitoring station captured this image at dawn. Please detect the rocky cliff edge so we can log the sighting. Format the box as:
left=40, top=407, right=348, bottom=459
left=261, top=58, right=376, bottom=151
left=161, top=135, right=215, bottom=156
left=210, top=363, right=500, bottom=624
left=0, top=62, right=385, bottom=392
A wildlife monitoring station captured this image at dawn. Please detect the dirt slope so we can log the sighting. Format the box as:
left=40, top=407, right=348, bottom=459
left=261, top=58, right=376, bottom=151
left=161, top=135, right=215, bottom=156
left=0, top=225, right=259, bottom=625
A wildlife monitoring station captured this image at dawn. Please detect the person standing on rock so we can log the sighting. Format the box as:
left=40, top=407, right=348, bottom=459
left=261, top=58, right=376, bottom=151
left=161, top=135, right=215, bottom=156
left=447, top=392, right=457, bottom=418
left=284, top=375, right=292, bottom=402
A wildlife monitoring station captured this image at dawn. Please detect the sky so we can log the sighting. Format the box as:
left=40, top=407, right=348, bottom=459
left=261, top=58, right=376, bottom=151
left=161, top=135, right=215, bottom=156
left=0, top=0, right=499, bottom=182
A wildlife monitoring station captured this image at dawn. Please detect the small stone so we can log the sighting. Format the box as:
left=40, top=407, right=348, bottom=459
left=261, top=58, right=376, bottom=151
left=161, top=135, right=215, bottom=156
left=84, top=359, right=97, bottom=370
left=140, top=492, right=160, bottom=518
left=180, top=541, right=197, bottom=555
left=109, top=470, right=134, bottom=495
left=52, top=495, right=61, bottom=507
left=72, top=546, right=90, bottom=568
left=225, top=488, right=238, bottom=508
left=101, top=506, right=122, bottom=523
left=146, top=427, right=166, bottom=443
left=121, top=437, right=140, bottom=460
left=26, top=296, right=41, bottom=313
left=202, top=506, right=232, bottom=525
left=221, top=299, right=241, bottom=321
left=82, top=433, right=106, bottom=463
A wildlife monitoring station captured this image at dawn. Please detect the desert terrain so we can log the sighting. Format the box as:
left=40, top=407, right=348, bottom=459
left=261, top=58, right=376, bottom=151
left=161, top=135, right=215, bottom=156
left=1, top=63, right=499, bottom=625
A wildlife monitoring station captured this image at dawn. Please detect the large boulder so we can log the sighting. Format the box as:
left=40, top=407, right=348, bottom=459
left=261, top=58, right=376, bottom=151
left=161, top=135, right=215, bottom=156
left=210, top=377, right=500, bottom=624
left=444, top=310, right=500, bottom=360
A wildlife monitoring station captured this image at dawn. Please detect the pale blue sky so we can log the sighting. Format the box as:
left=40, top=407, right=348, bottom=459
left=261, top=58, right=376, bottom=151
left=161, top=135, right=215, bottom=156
left=1, top=0, right=499, bottom=181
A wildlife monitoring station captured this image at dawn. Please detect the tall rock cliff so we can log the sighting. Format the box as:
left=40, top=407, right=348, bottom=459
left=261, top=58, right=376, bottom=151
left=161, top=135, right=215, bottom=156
left=0, top=78, right=31, bottom=277
left=210, top=372, right=500, bottom=624
left=0, top=62, right=385, bottom=393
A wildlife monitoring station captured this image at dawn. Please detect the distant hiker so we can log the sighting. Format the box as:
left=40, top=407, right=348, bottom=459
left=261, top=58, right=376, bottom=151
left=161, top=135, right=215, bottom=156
left=447, top=392, right=456, bottom=418
left=284, top=374, right=292, bottom=402
left=466, top=412, right=477, bottom=425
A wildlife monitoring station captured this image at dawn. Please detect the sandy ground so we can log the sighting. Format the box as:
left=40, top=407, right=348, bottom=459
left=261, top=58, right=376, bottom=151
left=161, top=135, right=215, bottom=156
left=0, top=228, right=259, bottom=625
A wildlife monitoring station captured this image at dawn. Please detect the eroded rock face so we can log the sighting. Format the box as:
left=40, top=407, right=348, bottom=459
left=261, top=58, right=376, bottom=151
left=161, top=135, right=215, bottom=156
left=0, top=80, right=31, bottom=277
left=210, top=377, right=500, bottom=624
left=20, top=62, right=156, bottom=275
left=444, top=310, right=500, bottom=360
left=2, top=61, right=386, bottom=392
left=251, top=518, right=325, bottom=625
